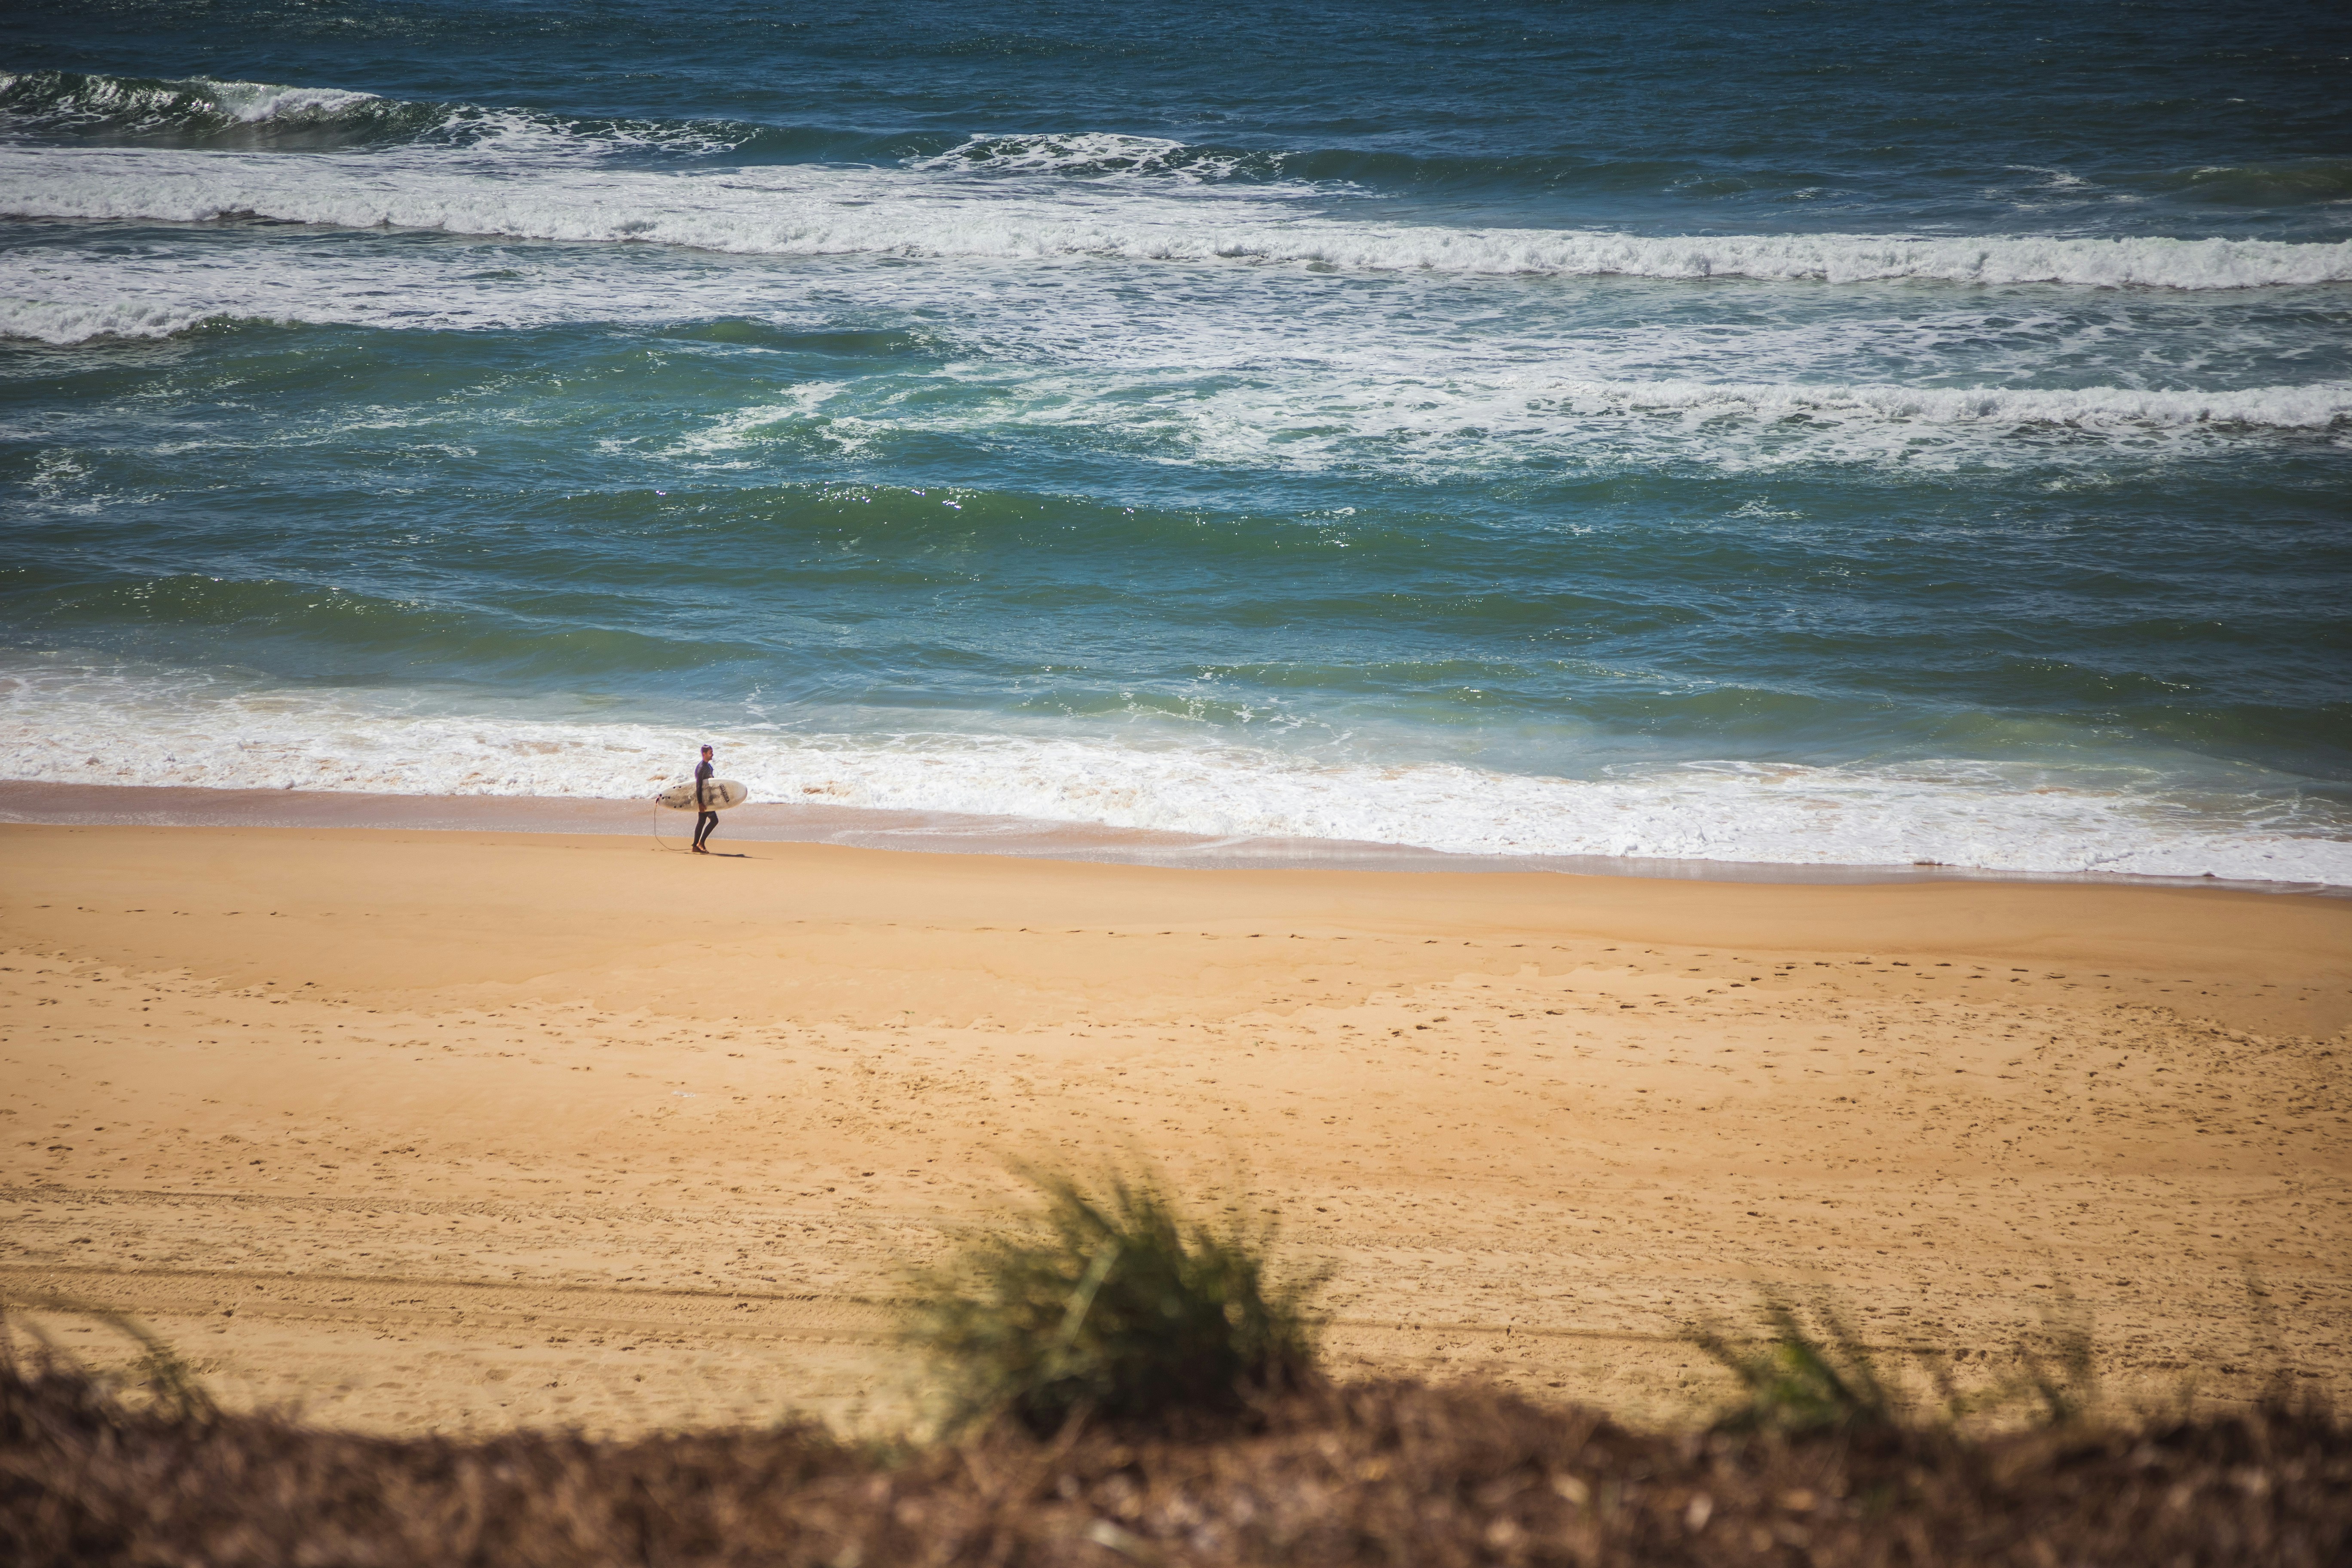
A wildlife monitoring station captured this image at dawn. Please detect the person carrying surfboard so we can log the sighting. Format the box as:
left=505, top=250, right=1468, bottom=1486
left=691, top=744, right=721, bottom=854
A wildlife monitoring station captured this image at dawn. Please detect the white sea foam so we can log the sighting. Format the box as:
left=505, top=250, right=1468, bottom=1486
left=0, top=71, right=387, bottom=138
left=3, top=666, right=2346, bottom=885
left=4, top=142, right=2348, bottom=289
left=0, top=71, right=732, bottom=156
left=7, top=231, right=2339, bottom=484
left=0, top=70, right=374, bottom=118
left=682, top=368, right=2352, bottom=479
left=1511, top=378, right=2352, bottom=429
left=199, top=80, right=383, bottom=124
left=0, top=293, right=225, bottom=344
left=909, top=132, right=1260, bottom=183
left=3, top=158, right=2342, bottom=487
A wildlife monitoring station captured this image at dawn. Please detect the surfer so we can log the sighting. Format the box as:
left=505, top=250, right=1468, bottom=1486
left=691, top=744, right=721, bottom=854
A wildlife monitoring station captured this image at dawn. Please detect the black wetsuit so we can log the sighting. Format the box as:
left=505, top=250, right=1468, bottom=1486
left=692, top=758, right=720, bottom=849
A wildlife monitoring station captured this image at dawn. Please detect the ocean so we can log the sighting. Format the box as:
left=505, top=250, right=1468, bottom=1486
left=3, top=0, right=2349, bottom=883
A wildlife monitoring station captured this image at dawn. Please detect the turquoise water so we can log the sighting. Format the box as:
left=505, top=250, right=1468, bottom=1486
left=3, top=1, right=2349, bottom=879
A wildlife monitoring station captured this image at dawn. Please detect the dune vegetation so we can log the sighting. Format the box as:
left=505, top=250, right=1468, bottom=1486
left=4, top=1167, right=2347, bottom=1566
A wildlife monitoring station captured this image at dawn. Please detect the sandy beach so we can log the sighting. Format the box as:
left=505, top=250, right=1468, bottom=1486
left=3, top=818, right=2347, bottom=1436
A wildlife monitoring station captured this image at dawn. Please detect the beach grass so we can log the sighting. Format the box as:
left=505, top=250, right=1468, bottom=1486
left=5, top=1174, right=2346, bottom=1562
left=1688, top=1287, right=2106, bottom=1437
left=6, top=1293, right=2347, bottom=1567
left=1686, top=1293, right=1899, bottom=1434
left=902, top=1164, right=1326, bottom=1434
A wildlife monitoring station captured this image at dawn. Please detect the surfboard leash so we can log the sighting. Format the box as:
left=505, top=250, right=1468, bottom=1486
left=650, top=781, right=690, bottom=853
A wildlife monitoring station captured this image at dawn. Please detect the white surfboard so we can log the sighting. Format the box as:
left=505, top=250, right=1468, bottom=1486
left=655, top=778, right=749, bottom=812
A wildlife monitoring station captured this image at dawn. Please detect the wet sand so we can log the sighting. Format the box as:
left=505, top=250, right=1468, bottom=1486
left=3, top=820, right=2347, bottom=1436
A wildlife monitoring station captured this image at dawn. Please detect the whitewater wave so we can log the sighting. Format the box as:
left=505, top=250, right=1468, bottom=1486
left=0, top=294, right=229, bottom=345
left=1, top=69, right=420, bottom=143
left=3, top=236, right=2339, bottom=484
left=4, top=292, right=2338, bottom=484
left=0, top=69, right=744, bottom=156
left=1515, top=378, right=2352, bottom=430
left=4, top=141, right=2348, bottom=289
left=672, top=370, right=2352, bottom=482
left=910, top=132, right=1279, bottom=184
left=2, top=667, right=2346, bottom=885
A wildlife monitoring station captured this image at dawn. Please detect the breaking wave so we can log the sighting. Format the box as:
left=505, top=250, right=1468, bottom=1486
left=0, top=69, right=748, bottom=155
left=3, top=665, right=2346, bottom=885
left=5, top=138, right=2348, bottom=289
left=1512, top=378, right=2352, bottom=431
left=669, top=374, right=2352, bottom=482
left=0, top=69, right=433, bottom=146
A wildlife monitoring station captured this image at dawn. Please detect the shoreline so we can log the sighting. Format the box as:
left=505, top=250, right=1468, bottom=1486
left=3, top=778, right=2338, bottom=896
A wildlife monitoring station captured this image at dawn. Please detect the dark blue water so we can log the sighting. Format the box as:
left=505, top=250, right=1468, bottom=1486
left=3, top=0, right=2349, bottom=879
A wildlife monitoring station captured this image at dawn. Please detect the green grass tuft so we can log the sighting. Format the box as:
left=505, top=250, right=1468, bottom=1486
left=903, top=1165, right=1326, bottom=1434
left=1687, top=1293, right=1898, bottom=1434
left=1696, top=1286, right=2108, bottom=1436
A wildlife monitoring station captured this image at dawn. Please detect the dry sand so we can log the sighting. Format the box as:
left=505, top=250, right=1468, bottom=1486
left=3, top=821, right=2347, bottom=1437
